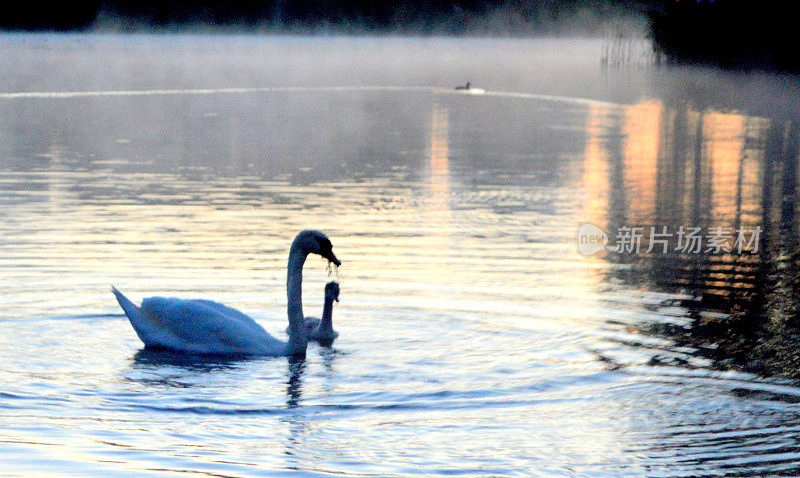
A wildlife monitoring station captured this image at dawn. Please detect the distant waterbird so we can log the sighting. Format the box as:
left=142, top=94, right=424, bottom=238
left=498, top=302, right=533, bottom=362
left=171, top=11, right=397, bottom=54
left=112, top=230, right=341, bottom=357
left=454, top=82, right=486, bottom=95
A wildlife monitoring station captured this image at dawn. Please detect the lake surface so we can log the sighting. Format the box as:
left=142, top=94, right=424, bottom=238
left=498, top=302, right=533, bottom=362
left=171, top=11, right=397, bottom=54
left=3, top=34, right=800, bottom=476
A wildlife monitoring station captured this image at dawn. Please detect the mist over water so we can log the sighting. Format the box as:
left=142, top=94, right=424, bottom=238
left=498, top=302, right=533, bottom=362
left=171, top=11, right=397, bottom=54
left=3, top=34, right=800, bottom=476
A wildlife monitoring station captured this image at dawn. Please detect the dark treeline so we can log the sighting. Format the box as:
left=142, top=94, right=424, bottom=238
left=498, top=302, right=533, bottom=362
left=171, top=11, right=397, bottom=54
left=3, top=1, right=798, bottom=71
left=1, top=0, right=653, bottom=34
left=650, top=0, right=799, bottom=71
left=2, top=1, right=99, bottom=31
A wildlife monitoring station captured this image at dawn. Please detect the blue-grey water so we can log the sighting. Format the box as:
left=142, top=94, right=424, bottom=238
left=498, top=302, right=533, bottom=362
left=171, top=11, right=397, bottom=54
left=3, top=34, right=800, bottom=476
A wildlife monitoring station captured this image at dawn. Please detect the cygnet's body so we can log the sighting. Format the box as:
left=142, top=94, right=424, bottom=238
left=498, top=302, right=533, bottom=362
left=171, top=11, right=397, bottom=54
left=289, top=281, right=339, bottom=345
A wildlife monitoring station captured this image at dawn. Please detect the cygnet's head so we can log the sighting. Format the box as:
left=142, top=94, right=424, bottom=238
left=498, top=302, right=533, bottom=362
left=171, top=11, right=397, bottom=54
left=293, top=230, right=341, bottom=266
left=325, top=281, right=340, bottom=302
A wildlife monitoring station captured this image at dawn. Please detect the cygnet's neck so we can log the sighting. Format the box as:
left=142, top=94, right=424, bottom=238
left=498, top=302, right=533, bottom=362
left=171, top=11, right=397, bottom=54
left=319, top=295, right=335, bottom=332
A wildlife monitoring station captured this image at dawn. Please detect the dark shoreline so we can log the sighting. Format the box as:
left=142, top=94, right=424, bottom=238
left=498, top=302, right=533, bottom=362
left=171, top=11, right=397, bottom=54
left=650, top=0, right=800, bottom=73
left=1, top=1, right=651, bottom=36
left=4, top=1, right=798, bottom=73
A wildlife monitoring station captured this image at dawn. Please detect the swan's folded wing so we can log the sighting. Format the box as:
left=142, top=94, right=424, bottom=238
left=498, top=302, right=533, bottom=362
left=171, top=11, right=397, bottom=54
left=189, top=299, right=267, bottom=333
left=140, top=297, right=275, bottom=353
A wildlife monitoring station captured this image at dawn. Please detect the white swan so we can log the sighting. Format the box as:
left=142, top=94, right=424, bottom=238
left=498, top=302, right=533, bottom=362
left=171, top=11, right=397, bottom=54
left=288, top=281, right=339, bottom=344
left=112, top=230, right=341, bottom=356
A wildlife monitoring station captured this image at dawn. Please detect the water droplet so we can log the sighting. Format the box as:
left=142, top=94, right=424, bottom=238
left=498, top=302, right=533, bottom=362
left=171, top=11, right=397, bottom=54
left=326, top=261, right=342, bottom=281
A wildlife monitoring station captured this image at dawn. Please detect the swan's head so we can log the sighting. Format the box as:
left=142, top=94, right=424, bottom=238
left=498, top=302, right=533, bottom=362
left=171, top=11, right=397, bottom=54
left=294, top=230, right=341, bottom=266
left=325, top=281, right=340, bottom=302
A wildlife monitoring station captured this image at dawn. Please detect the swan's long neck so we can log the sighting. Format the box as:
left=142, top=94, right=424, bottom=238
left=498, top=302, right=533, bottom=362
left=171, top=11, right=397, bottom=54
left=286, top=244, right=308, bottom=355
left=319, top=295, right=334, bottom=332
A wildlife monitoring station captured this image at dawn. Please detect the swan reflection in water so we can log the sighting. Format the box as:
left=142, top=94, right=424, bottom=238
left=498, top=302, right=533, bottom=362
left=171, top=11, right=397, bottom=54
left=128, top=348, right=251, bottom=388
left=131, top=347, right=252, bottom=371
left=285, top=355, right=305, bottom=409
left=127, top=348, right=309, bottom=412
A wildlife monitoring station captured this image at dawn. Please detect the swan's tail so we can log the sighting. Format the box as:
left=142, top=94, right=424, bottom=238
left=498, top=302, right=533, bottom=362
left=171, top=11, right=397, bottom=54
left=111, top=286, right=140, bottom=319
left=111, top=286, right=155, bottom=346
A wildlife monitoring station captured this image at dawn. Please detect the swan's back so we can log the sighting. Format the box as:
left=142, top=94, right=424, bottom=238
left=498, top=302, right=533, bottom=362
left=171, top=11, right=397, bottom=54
left=136, top=297, right=282, bottom=354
